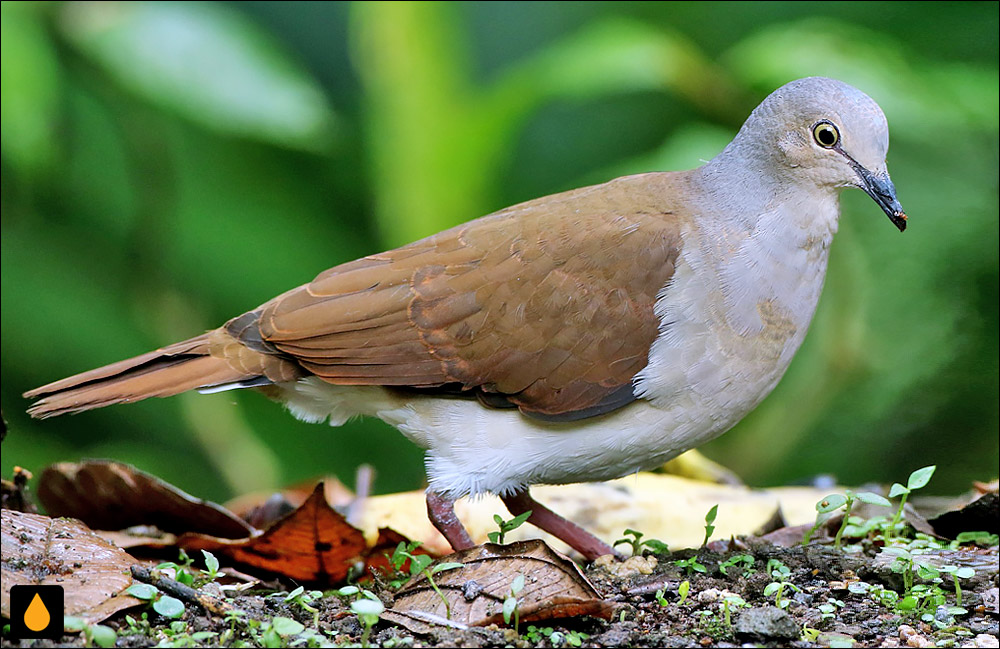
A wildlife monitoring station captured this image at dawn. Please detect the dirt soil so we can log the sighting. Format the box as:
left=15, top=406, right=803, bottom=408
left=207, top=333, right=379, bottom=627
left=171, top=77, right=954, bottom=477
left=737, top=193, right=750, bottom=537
left=3, top=534, right=998, bottom=648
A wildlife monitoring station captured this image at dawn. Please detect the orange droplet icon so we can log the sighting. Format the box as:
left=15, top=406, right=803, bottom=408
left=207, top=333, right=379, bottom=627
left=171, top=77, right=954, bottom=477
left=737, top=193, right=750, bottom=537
left=24, top=592, right=51, bottom=632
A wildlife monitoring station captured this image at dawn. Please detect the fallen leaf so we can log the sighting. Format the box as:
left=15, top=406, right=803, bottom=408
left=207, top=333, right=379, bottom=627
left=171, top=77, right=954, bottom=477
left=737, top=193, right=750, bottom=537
left=1, top=510, right=141, bottom=626
left=177, top=483, right=367, bottom=584
left=224, top=476, right=357, bottom=529
left=929, top=493, right=999, bottom=538
left=38, top=461, right=253, bottom=538
left=382, top=540, right=615, bottom=633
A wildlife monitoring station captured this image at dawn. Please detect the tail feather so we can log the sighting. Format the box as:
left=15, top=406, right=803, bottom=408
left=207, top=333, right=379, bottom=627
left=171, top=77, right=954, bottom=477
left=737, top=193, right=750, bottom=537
left=24, top=335, right=258, bottom=419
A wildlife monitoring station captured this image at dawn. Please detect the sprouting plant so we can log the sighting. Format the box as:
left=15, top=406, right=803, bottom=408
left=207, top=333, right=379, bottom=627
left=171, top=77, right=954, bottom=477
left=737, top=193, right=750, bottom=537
left=613, top=528, right=669, bottom=556
left=524, top=626, right=589, bottom=647
left=284, top=585, right=324, bottom=628
left=155, top=549, right=196, bottom=586
left=673, top=555, right=707, bottom=576
left=677, top=580, right=690, bottom=606
left=702, top=504, right=719, bottom=547
left=804, top=489, right=891, bottom=549
left=390, top=542, right=463, bottom=618
left=200, top=550, right=221, bottom=581
left=503, top=574, right=526, bottom=634
left=817, top=598, right=844, bottom=620
left=654, top=588, right=669, bottom=607
left=951, top=530, right=999, bottom=548
left=488, top=511, right=532, bottom=544
left=937, top=565, right=976, bottom=606
left=719, top=554, right=755, bottom=578
left=126, top=583, right=186, bottom=619
left=351, top=598, right=385, bottom=648
left=720, top=594, right=747, bottom=629
left=64, top=616, right=117, bottom=648
left=885, top=465, right=936, bottom=544
left=763, top=559, right=799, bottom=608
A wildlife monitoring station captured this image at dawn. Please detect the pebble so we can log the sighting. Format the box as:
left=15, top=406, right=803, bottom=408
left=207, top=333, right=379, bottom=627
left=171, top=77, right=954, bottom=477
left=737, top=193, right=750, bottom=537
left=974, top=634, right=999, bottom=648
left=593, top=554, right=658, bottom=577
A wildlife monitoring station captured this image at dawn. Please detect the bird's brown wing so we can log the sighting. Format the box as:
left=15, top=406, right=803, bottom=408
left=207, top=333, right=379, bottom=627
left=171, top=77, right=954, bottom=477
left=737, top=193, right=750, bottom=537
left=233, top=173, right=685, bottom=419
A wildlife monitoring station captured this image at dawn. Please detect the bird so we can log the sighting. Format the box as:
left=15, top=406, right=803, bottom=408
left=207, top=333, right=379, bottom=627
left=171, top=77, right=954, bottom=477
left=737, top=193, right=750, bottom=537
left=24, top=77, right=906, bottom=560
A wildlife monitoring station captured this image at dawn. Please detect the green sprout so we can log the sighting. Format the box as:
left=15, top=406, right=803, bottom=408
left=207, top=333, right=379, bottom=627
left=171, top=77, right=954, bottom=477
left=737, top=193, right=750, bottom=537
left=702, top=504, right=719, bottom=547
left=718, top=554, right=755, bottom=578
left=284, top=585, right=324, bottom=628
left=488, top=511, right=532, bottom=544
left=613, top=528, right=669, bottom=556
left=673, top=555, right=707, bottom=576
left=502, top=574, right=526, bottom=633
left=125, top=582, right=185, bottom=619
left=805, top=489, right=891, bottom=550
left=764, top=559, right=799, bottom=608
left=64, top=616, right=117, bottom=648
left=678, top=580, right=691, bottom=606
left=390, top=542, right=463, bottom=618
left=885, top=465, right=936, bottom=544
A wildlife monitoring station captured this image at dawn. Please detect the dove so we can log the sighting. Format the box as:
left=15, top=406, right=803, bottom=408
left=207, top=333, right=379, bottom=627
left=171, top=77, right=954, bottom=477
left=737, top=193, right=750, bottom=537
left=25, top=77, right=906, bottom=559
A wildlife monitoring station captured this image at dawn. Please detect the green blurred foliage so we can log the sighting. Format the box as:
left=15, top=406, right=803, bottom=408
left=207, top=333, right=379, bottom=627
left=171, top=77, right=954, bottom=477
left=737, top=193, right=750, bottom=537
left=2, top=1, right=997, bottom=501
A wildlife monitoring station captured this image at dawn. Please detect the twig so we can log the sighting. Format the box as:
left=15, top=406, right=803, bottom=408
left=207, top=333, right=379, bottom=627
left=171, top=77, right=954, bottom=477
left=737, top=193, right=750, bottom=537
left=130, top=565, right=236, bottom=616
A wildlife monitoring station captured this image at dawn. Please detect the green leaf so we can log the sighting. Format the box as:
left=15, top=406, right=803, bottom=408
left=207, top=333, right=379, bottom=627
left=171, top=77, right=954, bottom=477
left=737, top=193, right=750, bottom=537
left=202, top=550, right=220, bottom=575
left=285, top=586, right=305, bottom=601
left=61, top=1, right=335, bottom=151
left=511, top=574, right=526, bottom=594
left=888, top=483, right=909, bottom=498
left=817, top=494, right=848, bottom=513
left=487, top=531, right=501, bottom=544
left=906, top=466, right=936, bottom=490
left=351, top=598, right=385, bottom=617
left=854, top=492, right=892, bottom=507
left=643, top=539, right=670, bottom=555
left=705, top=504, right=719, bottom=524
left=126, top=583, right=158, bottom=600
left=152, top=595, right=185, bottom=619
left=502, top=596, right=517, bottom=624
left=954, top=567, right=975, bottom=579
left=269, top=616, right=304, bottom=637
left=63, top=616, right=87, bottom=632
left=90, top=624, right=118, bottom=648
left=430, top=561, right=464, bottom=575
left=337, top=585, right=360, bottom=597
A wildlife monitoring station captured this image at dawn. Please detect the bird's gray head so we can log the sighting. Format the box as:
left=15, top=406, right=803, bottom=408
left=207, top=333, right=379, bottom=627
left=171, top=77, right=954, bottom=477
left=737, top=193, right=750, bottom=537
left=724, top=77, right=907, bottom=231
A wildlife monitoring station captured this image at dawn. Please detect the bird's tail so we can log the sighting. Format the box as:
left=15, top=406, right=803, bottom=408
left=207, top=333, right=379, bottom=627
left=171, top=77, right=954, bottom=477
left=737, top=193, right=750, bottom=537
left=23, top=334, right=268, bottom=419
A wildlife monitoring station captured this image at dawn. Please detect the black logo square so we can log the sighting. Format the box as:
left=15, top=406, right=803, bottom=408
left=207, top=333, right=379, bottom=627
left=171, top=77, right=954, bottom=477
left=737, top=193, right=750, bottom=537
left=9, top=585, right=65, bottom=639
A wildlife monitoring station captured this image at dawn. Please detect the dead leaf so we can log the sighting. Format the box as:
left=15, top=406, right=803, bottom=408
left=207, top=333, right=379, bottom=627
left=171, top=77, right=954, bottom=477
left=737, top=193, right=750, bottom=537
left=224, top=476, right=357, bottom=530
left=38, top=461, right=253, bottom=538
left=382, top=540, right=615, bottom=633
left=1, top=510, right=140, bottom=626
left=177, top=483, right=367, bottom=584
left=930, top=493, right=999, bottom=538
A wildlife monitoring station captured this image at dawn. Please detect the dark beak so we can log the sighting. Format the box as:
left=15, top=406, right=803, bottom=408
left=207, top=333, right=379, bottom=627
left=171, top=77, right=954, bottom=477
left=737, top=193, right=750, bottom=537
left=856, top=165, right=908, bottom=232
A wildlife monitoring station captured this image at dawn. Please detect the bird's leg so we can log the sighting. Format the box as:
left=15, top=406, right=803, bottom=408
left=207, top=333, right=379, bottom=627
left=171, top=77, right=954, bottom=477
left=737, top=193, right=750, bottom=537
left=426, top=490, right=475, bottom=551
left=501, top=488, right=617, bottom=561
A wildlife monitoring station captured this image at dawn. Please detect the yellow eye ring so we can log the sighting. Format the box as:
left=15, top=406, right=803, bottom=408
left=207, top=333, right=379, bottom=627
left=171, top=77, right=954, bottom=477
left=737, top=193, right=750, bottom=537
left=812, top=121, right=840, bottom=148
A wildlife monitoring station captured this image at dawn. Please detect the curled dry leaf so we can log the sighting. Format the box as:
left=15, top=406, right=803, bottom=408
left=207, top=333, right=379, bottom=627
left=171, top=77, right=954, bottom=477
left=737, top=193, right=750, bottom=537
left=382, top=539, right=615, bottom=634
left=38, top=461, right=253, bottom=538
left=1, top=510, right=141, bottom=626
left=177, top=483, right=368, bottom=584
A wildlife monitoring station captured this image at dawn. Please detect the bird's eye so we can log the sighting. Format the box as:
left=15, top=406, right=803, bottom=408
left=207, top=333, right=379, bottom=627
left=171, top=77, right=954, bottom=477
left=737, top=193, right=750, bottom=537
left=812, top=121, right=840, bottom=148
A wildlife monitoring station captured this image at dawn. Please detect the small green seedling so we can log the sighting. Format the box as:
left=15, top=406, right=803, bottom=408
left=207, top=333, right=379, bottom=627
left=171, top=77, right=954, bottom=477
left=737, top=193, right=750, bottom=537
left=720, top=594, right=748, bottom=629
left=764, top=559, right=799, bottom=609
left=817, top=598, right=844, bottom=620
left=702, top=504, right=719, bottom=547
left=126, top=582, right=186, bottom=619
left=524, top=626, right=589, bottom=647
left=64, top=616, right=116, bottom=648
left=952, top=530, right=999, bottom=548
left=503, top=574, right=526, bottom=633
left=488, top=511, right=532, bottom=544
left=805, top=489, right=891, bottom=550
left=155, top=549, right=196, bottom=586
left=673, top=555, right=707, bottom=576
left=677, top=580, right=691, bottom=605
left=718, top=554, right=755, bottom=578
left=613, top=528, right=669, bottom=556
left=885, top=465, right=935, bottom=544
left=390, top=542, right=463, bottom=618
left=351, top=598, right=385, bottom=648
left=284, top=585, right=324, bottom=628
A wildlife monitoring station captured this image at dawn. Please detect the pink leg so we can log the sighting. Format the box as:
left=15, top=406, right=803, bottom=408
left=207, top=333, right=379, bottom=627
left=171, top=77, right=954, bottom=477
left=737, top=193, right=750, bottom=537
left=426, top=490, right=474, bottom=552
left=501, top=489, right=617, bottom=561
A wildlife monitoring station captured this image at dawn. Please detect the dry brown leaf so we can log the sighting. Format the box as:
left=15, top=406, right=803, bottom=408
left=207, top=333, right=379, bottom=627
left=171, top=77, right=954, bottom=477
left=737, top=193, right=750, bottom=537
left=38, top=461, right=253, bottom=538
left=177, top=483, right=367, bottom=584
left=1, top=510, right=141, bottom=626
left=224, top=476, right=357, bottom=530
left=382, top=540, right=615, bottom=633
